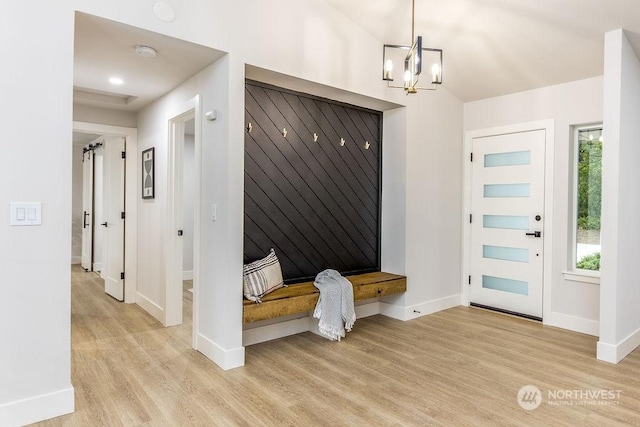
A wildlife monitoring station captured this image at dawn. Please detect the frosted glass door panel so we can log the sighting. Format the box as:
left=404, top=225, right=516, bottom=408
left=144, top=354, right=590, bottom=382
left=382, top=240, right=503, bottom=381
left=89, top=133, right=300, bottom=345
left=470, top=129, right=545, bottom=318
left=482, top=275, right=528, bottom=296
left=484, top=150, right=531, bottom=167
left=484, top=183, right=530, bottom=198
left=483, top=215, right=529, bottom=230
left=483, top=245, right=529, bottom=263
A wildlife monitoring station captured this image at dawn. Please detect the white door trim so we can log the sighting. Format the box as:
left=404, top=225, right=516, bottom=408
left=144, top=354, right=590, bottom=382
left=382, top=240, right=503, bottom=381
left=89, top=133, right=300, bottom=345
left=80, top=148, right=95, bottom=271
left=462, top=119, right=555, bottom=323
left=166, top=95, right=201, bottom=350
left=73, top=121, right=138, bottom=304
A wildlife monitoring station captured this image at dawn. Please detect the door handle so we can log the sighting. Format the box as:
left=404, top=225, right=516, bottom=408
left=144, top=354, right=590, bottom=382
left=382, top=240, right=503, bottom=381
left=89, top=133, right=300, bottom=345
left=83, top=211, right=90, bottom=228
left=101, top=222, right=108, bottom=227
left=525, top=231, right=541, bottom=238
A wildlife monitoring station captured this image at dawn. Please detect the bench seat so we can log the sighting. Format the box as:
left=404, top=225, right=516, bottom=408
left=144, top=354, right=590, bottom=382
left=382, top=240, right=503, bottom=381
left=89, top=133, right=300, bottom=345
left=243, top=271, right=406, bottom=323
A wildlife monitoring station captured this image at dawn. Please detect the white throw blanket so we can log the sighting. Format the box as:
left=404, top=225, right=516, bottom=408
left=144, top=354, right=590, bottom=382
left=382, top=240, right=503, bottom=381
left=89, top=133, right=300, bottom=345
left=313, top=269, right=356, bottom=341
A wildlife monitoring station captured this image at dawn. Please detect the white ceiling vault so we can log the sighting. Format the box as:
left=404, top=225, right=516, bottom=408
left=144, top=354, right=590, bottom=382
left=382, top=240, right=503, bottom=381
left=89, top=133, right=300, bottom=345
left=72, top=2, right=640, bottom=111
left=326, top=0, right=640, bottom=102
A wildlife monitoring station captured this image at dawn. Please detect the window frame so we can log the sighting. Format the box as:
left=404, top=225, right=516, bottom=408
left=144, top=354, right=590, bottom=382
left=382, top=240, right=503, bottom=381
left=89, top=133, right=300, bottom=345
left=565, top=123, right=602, bottom=283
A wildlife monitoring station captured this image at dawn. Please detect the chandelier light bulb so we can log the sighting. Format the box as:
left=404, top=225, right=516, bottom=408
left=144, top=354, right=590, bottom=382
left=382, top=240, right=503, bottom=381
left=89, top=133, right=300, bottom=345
left=384, top=60, right=393, bottom=80
left=432, top=63, right=441, bottom=83
left=404, top=69, right=412, bottom=83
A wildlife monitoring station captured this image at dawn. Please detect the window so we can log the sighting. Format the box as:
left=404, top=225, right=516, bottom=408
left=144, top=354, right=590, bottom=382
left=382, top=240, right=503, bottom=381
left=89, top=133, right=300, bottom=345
left=574, top=125, right=602, bottom=272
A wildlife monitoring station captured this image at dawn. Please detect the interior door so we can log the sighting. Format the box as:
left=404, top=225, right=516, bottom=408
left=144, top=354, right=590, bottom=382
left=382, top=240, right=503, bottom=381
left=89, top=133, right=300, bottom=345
left=81, top=149, right=94, bottom=271
left=470, top=129, right=545, bottom=319
left=102, top=137, right=126, bottom=301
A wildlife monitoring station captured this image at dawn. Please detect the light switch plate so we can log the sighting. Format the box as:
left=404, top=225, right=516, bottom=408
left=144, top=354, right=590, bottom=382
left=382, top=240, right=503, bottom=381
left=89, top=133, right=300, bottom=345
left=10, top=202, right=42, bottom=226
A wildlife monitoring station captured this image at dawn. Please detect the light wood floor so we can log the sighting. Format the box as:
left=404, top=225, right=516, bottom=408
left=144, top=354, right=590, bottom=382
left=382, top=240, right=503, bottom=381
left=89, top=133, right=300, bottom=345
left=33, top=266, right=640, bottom=426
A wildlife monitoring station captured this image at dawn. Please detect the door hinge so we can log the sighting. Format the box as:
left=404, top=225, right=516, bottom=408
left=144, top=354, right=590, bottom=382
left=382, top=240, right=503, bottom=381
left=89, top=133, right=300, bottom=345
left=470, top=152, right=473, bottom=162
left=120, top=272, right=125, bottom=280
left=468, top=275, right=471, bottom=285
left=470, top=214, right=472, bottom=223
left=121, top=151, right=126, bottom=159
left=121, top=211, right=125, bottom=219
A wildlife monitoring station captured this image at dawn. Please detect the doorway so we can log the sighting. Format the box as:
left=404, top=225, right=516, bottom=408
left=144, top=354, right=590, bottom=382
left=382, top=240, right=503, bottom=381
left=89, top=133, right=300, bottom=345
left=463, top=120, right=555, bottom=321
left=78, top=137, right=101, bottom=272
left=76, top=135, right=126, bottom=300
left=469, top=130, right=545, bottom=319
left=166, top=98, right=201, bottom=348
left=73, top=122, right=138, bottom=303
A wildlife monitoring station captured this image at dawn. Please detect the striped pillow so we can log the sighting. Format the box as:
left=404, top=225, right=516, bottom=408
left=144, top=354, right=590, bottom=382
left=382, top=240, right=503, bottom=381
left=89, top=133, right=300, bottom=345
left=243, top=249, right=285, bottom=303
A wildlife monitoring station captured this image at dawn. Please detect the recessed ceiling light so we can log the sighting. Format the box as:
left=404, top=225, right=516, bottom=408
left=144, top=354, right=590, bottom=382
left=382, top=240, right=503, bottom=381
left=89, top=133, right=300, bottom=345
left=109, top=77, right=124, bottom=85
left=135, top=45, right=157, bottom=58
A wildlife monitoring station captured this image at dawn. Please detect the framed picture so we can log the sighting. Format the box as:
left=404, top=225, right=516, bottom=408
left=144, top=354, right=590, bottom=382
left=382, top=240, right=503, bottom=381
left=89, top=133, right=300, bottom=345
left=142, top=147, right=155, bottom=199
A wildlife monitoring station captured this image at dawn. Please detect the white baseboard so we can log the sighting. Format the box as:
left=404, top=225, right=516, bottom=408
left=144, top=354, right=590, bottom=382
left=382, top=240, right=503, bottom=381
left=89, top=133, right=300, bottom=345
left=382, top=293, right=461, bottom=321
left=0, top=386, right=74, bottom=427
left=355, top=301, right=381, bottom=318
left=243, top=317, right=310, bottom=346
left=182, top=270, right=193, bottom=281
left=71, top=256, right=81, bottom=265
left=308, top=302, right=383, bottom=338
left=135, top=292, right=164, bottom=323
left=597, top=342, right=617, bottom=363
left=379, top=301, right=407, bottom=320
left=197, top=333, right=245, bottom=370
left=546, top=312, right=599, bottom=337
left=244, top=303, right=383, bottom=346
left=243, top=296, right=464, bottom=345
left=597, top=325, right=640, bottom=363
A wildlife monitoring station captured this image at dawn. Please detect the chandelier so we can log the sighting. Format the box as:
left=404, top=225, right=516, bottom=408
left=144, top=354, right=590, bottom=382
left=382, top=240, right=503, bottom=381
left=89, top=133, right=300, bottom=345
left=382, top=0, right=443, bottom=94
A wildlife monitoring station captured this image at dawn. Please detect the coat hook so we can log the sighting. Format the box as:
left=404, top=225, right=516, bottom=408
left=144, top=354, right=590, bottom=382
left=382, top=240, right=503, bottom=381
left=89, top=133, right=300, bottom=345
left=313, top=133, right=318, bottom=142
left=282, top=128, right=287, bottom=138
left=340, top=137, right=345, bottom=147
left=364, top=141, right=370, bottom=150
left=247, top=122, right=252, bottom=133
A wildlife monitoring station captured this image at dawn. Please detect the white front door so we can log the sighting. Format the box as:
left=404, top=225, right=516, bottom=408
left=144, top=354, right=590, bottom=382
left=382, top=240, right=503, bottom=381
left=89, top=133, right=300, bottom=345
left=81, top=149, right=93, bottom=271
left=102, top=137, right=126, bottom=301
left=470, top=130, right=546, bottom=319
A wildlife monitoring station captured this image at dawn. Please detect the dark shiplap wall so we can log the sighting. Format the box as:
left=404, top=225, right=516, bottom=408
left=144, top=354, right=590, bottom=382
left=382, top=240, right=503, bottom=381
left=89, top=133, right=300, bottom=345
left=244, top=81, right=382, bottom=283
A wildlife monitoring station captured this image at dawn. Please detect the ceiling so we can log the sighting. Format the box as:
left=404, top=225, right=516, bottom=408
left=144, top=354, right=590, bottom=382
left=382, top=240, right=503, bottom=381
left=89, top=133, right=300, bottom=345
left=73, top=2, right=640, bottom=114
left=326, top=0, right=640, bottom=101
left=73, top=12, right=225, bottom=113
left=72, top=131, right=101, bottom=146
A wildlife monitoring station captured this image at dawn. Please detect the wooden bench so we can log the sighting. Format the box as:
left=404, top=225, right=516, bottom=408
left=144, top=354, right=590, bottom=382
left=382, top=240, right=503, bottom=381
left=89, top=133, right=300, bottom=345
left=243, top=271, right=406, bottom=323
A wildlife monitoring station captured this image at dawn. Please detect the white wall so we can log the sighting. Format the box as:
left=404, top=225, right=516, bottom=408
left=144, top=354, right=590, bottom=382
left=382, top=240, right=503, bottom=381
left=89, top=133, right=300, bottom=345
left=135, top=56, right=243, bottom=368
left=464, top=76, right=604, bottom=335
left=2, top=0, right=464, bottom=423
left=598, top=29, right=640, bottom=363
left=182, top=132, right=195, bottom=278
left=401, top=90, right=464, bottom=318
left=0, top=2, right=75, bottom=425
left=73, top=104, right=137, bottom=128
left=71, top=144, right=84, bottom=263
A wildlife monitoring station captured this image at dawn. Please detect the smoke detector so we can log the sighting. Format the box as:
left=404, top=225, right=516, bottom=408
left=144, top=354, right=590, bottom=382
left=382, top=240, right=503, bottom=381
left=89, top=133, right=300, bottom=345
left=135, top=45, right=157, bottom=58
